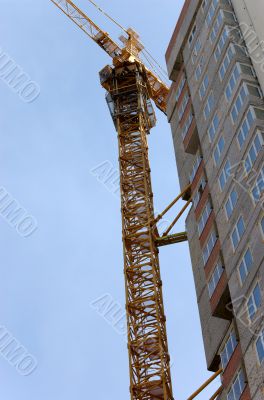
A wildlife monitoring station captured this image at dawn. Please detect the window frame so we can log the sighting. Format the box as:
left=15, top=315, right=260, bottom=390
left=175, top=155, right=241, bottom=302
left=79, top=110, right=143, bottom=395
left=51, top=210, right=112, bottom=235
left=182, top=112, right=194, bottom=140
left=260, top=216, right=264, bottom=240
left=192, top=37, right=202, bottom=64
left=250, top=164, right=264, bottom=204
left=178, top=91, right=190, bottom=121
left=192, top=176, right=207, bottom=209
left=189, top=151, right=203, bottom=183
left=231, top=215, right=245, bottom=250
left=208, top=262, right=224, bottom=298
left=225, top=187, right=238, bottom=219
left=237, top=107, right=255, bottom=149
left=175, top=75, right=186, bottom=102
left=214, top=26, right=230, bottom=62
left=244, top=131, right=264, bottom=173
left=199, top=74, right=209, bottom=99
left=225, top=63, right=241, bottom=102
left=195, top=56, right=205, bottom=81
left=230, top=83, right=247, bottom=124
left=188, top=24, right=197, bottom=47
left=238, top=248, right=253, bottom=285
left=213, top=135, right=225, bottom=166
left=209, top=10, right=223, bottom=44
left=218, top=159, right=231, bottom=191
left=202, top=230, right=218, bottom=266
left=206, top=0, right=218, bottom=27
left=247, top=282, right=262, bottom=321
left=202, top=0, right=208, bottom=12
left=255, top=328, right=264, bottom=365
left=227, top=369, right=246, bottom=400
left=204, top=92, right=214, bottom=120
left=218, top=44, right=235, bottom=81
left=198, top=200, right=213, bottom=236
left=220, top=329, right=238, bottom=370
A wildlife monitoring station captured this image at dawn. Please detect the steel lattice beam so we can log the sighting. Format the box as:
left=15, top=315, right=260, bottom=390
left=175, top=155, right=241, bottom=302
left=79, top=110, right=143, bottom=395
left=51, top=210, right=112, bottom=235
left=101, top=62, right=173, bottom=400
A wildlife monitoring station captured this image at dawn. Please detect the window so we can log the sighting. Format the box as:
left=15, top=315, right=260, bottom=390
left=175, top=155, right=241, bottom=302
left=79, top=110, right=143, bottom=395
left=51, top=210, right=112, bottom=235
left=221, top=331, right=238, bottom=369
left=233, top=43, right=248, bottom=57
left=182, top=112, right=194, bottom=140
left=240, top=63, right=255, bottom=77
left=176, top=76, right=186, bottom=102
left=222, top=10, right=236, bottom=23
left=231, top=216, right=245, bottom=249
left=193, top=177, right=207, bottom=209
left=256, top=329, right=264, bottom=364
left=198, top=201, right=212, bottom=235
left=206, top=0, right=218, bottom=27
left=189, top=152, right=203, bottom=182
left=251, top=165, right=264, bottom=203
left=219, top=159, right=231, bottom=191
left=225, top=187, right=238, bottom=219
left=214, top=26, right=229, bottom=61
left=208, top=113, right=220, bottom=142
left=237, top=108, right=255, bottom=149
left=202, top=0, right=208, bottom=11
left=225, top=63, right=256, bottom=101
left=204, top=92, right=214, bottom=120
left=213, top=136, right=225, bottom=165
left=192, top=38, right=202, bottom=63
left=247, top=84, right=262, bottom=98
left=219, top=45, right=235, bottom=81
left=208, top=262, right=224, bottom=298
left=199, top=74, right=209, bottom=99
left=227, top=370, right=246, bottom=400
left=260, top=216, right=264, bottom=238
left=239, top=248, right=253, bottom=284
left=225, top=64, right=240, bottom=101
left=210, top=11, right=223, bottom=43
left=247, top=283, right=262, bottom=320
left=195, top=56, right=205, bottom=81
left=245, top=132, right=263, bottom=173
left=254, top=107, right=264, bottom=120
left=202, top=230, right=217, bottom=265
left=188, top=24, right=197, bottom=46
left=178, top=92, right=189, bottom=121
left=230, top=84, right=247, bottom=123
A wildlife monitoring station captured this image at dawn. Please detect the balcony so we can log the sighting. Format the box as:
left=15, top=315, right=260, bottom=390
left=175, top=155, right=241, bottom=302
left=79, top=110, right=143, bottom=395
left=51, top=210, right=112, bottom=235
left=210, top=271, right=232, bottom=320
left=183, top=119, right=199, bottom=154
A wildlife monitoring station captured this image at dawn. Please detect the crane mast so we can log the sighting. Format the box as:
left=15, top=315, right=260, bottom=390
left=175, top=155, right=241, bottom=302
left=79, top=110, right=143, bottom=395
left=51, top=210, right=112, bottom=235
left=100, top=62, right=173, bottom=399
left=50, top=1, right=174, bottom=398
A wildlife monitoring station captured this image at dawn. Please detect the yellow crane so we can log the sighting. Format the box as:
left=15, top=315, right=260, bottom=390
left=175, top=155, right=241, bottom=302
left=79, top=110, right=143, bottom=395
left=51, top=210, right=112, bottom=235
left=49, top=1, right=222, bottom=399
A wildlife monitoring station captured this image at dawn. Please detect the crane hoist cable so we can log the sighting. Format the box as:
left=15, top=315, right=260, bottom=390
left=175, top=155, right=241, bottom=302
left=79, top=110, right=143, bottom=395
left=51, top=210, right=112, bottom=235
left=141, top=49, right=169, bottom=83
left=86, top=0, right=128, bottom=34
left=142, top=48, right=169, bottom=81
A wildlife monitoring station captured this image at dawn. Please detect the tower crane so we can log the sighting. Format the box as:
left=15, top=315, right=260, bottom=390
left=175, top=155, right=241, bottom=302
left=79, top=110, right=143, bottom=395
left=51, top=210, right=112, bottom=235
left=49, top=1, right=191, bottom=399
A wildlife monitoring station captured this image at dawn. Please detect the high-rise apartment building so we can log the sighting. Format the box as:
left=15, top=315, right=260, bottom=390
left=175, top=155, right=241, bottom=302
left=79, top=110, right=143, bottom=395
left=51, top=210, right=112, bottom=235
left=165, top=1, right=264, bottom=399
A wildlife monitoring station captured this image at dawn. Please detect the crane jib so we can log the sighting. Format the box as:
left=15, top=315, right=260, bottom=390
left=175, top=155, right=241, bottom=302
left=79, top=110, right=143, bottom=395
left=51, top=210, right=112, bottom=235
left=50, top=0, right=169, bottom=113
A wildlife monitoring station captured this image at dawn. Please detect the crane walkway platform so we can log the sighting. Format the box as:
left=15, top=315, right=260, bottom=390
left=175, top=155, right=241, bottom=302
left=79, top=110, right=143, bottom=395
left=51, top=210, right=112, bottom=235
left=155, top=232, right=188, bottom=247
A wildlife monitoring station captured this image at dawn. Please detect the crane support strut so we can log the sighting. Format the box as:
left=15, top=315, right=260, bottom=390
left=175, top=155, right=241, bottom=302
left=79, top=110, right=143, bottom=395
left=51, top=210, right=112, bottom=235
left=100, top=62, right=173, bottom=400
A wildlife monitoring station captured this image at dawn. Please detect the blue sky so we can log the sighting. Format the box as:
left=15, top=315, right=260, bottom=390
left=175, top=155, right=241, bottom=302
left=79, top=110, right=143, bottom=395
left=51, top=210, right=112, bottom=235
left=0, top=0, right=220, bottom=398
